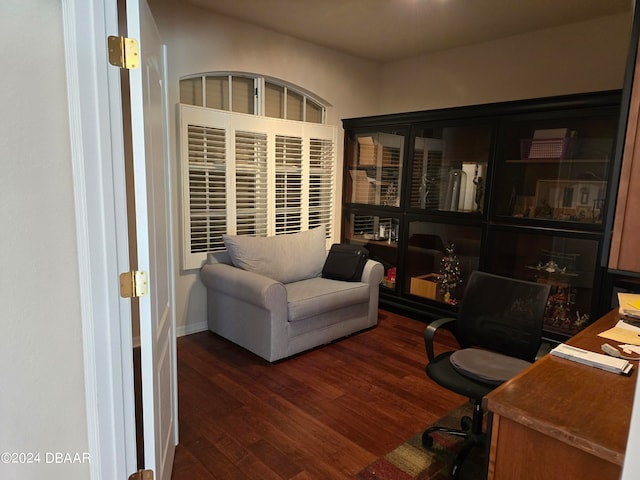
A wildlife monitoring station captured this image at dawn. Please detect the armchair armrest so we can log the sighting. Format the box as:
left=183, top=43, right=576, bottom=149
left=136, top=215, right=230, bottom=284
left=424, top=317, right=457, bottom=362
left=200, top=263, right=286, bottom=310
left=360, top=259, right=384, bottom=285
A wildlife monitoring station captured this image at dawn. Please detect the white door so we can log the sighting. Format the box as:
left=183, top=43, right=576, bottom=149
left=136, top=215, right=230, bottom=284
left=126, top=1, right=177, bottom=479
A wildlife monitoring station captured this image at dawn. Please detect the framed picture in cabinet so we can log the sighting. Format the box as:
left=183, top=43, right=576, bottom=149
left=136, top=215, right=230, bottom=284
left=533, top=180, right=607, bottom=223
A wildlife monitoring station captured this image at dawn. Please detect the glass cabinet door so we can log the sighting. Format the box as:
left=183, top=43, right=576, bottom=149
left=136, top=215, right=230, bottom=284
left=409, top=124, right=492, bottom=213
left=404, top=220, right=482, bottom=305
left=346, top=130, right=405, bottom=207
left=486, top=227, right=601, bottom=339
left=343, top=213, right=400, bottom=290
left=494, top=109, right=618, bottom=225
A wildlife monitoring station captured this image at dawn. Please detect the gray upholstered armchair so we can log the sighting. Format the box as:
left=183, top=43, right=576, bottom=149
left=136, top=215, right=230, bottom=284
left=200, top=227, right=384, bottom=362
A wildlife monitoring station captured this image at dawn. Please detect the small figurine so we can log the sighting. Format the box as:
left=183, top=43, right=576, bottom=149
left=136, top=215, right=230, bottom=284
left=474, top=176, right=485, bottom=212
left=384, top=182, right=398, bottom=207
left=535, top=200, right=553, bottom=218
left=419, top=173, right=429, bottom=208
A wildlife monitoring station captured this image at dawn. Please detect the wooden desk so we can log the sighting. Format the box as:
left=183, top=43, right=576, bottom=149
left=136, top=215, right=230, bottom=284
left=484, top=309, right=636, bottom=480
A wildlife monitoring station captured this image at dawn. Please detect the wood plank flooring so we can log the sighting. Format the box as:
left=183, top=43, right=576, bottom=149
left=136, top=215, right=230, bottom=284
left=171, top=309, right=466, bottom=479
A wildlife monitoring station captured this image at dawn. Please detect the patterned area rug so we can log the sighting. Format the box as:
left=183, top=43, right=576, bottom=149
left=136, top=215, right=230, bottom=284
left=357, top=404, right=486, bottom=480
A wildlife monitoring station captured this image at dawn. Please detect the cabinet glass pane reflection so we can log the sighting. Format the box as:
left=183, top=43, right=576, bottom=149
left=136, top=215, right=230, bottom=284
left=405, top=221, right=482, bottom=305
left=487, top=228, right=600, bottom=339
left=345, top=214, right=400, bottom=289
left=409, top=124, right=491, bottom=213
left=494, top=112, right=617, bottom=225
left=346, top=131, right=404, bottom=207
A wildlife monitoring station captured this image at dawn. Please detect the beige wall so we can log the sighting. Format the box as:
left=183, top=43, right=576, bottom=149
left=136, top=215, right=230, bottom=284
left=148, top=1, right=633, bottom=336
left=379, top=13, right=632, bottom=113
left=0, top=1, right=89, bottom=479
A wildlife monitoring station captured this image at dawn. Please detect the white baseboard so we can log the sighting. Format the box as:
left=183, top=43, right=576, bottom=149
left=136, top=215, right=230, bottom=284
left=132, top=321, right=207, bottom=348
left=176, top=321, right=208, bottom=338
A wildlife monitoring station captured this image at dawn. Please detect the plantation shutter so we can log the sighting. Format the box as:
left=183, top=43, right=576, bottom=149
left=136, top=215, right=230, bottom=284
left=275, top=135, right=303, bottom=234
left=309, top=138, right=334, bottom=228
left=235, top=130, right=268, bottom=236
left=179, top=105, right=337, bottom=270
left=186, top=124, right=226, bottom=255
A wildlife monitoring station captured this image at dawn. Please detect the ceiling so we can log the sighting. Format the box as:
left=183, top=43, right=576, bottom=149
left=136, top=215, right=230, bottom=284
left=182, top=0, right=633, bottom=63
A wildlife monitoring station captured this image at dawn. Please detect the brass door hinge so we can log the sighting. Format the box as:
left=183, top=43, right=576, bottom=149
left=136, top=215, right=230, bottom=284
left=108, top=35, right=139, bottom=69
left=120, top=271, right=149, bottom=298
left=128, top=470, right=154, bottom=480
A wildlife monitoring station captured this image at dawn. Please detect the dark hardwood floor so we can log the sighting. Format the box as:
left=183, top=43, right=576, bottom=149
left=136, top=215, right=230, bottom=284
left=171, top=309, right=466, bottom=479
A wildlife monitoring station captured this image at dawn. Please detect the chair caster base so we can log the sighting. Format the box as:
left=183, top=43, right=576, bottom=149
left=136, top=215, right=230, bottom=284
left=421, top=407, right=486, bottom=479
left=461, top=415, right=472, bottom=431
left=421, top=431, right=434, bottom=448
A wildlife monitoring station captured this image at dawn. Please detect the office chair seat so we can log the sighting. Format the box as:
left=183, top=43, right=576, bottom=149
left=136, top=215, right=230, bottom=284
left=426, top=351, right=495, bottom=400
left=450, top=349, right=532, bottom=386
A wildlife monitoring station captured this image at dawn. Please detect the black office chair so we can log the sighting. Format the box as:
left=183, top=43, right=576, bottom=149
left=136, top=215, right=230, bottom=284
left=422, top=270, right=551, bottom=479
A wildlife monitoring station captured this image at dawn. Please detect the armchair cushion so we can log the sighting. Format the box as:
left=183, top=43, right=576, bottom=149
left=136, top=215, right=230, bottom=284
left=450, top=348, right=532, bottom=386
left=223, top=226, right=326, bottom=284
left=285, top=277, right=370, bottom=322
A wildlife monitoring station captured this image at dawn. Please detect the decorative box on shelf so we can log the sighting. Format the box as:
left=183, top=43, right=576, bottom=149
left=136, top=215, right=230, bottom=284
left=410, top=273, right=441, bottom=300
left=520, top=138, right=572, bottom=160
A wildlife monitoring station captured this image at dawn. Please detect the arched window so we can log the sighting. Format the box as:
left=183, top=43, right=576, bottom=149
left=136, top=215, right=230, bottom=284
left=178, top=73, right=336, bottom=270
left=179, top=73, right=326, bottom=123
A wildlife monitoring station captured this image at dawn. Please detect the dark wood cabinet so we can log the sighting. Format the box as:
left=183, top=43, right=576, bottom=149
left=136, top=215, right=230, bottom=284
left=342, top=91, right=622, bottom=341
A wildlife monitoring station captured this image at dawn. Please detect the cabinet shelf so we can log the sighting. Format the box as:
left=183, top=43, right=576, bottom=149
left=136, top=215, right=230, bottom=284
left=505, top=158, right=609, bottom=164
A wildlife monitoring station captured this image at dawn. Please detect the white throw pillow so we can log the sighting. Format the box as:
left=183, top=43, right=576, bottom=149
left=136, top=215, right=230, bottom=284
left=223, top=226, right=327, bottom=284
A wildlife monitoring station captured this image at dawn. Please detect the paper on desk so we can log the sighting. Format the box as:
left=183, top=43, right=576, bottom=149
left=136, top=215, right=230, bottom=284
left=598, top=320, right=640, bottom=346
left=551, top=343, right=633, bottom=374
left=620, top=344, right=640, bottom=355
left=618, top=292, right=640, bottom=318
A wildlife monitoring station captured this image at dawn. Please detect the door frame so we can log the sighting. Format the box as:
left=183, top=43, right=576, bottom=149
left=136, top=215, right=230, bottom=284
left=63, top=0, right=139, bottom=477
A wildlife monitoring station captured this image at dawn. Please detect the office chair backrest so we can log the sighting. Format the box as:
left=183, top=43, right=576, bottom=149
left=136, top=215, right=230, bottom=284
left=457, top=271, right=551, bottom=362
